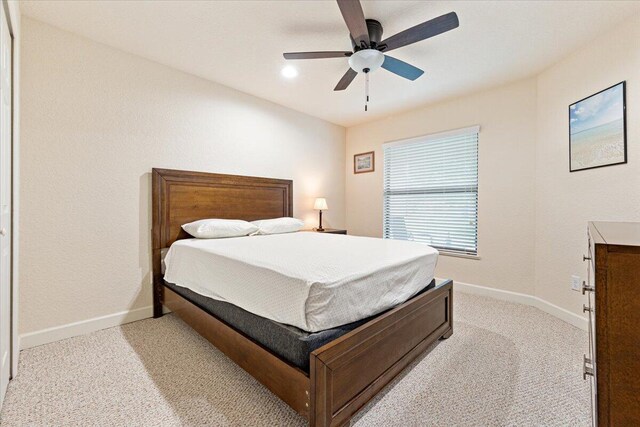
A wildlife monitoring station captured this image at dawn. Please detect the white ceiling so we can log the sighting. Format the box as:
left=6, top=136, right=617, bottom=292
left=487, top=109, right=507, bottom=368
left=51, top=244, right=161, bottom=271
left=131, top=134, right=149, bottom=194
left=21, top=1, right=640, bottom=127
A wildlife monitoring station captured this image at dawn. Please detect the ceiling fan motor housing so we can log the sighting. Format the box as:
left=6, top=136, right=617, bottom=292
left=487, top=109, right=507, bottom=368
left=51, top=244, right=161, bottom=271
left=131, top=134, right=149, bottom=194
left=351, top=19, right=383, bottom=50
left=367, top=20, right=383, bottom=46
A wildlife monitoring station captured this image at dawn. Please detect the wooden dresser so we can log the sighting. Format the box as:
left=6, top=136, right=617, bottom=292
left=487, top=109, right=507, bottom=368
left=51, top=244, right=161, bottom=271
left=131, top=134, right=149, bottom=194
left=584, top=222, right=640, bottom=426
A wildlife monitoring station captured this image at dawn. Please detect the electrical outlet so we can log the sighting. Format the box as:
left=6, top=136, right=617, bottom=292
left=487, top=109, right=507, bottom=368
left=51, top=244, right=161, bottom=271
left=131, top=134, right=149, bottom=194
left=571, top=275, right=581, bottom=291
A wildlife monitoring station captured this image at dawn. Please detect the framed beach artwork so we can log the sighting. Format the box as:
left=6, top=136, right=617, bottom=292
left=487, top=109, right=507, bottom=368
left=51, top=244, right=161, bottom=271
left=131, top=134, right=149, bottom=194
left=569, top=81, right=627, bottom=172
left=354, top=151, right=375, bottom=174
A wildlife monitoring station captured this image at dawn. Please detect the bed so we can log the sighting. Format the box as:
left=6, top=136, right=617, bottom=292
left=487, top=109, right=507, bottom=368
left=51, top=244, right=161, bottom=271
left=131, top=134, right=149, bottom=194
left=152, top=168, right=453, bottom=426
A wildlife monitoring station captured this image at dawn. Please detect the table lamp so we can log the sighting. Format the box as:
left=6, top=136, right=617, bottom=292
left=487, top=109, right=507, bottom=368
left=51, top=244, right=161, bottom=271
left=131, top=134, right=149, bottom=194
left=314, top=198, right=328, bottom=231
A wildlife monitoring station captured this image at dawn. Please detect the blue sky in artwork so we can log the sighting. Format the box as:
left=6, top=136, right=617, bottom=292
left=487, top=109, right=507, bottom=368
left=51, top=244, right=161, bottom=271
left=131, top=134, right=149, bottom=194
left=570, top=83, right=623, bottom=134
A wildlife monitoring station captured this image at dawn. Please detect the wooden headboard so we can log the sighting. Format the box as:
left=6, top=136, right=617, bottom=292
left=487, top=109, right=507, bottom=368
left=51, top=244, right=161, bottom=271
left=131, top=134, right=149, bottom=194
left=151, top=168, right=293, bottom=316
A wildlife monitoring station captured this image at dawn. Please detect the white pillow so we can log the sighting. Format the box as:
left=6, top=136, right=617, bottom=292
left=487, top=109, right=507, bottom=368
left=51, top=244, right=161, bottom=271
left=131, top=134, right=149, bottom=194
left=252, top=217, right=305, bottom=235
left=182, top=219, right=258, bottom=239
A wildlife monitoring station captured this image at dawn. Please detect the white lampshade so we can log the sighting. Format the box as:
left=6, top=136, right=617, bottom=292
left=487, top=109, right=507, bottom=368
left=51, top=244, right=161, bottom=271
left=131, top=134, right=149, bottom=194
left=314, top=198, right=328, bottom=210
left=348, top=49, right=385, bottom=73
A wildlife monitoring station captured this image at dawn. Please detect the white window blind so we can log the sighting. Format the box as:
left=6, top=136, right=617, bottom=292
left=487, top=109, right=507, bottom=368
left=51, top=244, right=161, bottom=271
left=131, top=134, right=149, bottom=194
left=383, top=126, right=479, bottom=256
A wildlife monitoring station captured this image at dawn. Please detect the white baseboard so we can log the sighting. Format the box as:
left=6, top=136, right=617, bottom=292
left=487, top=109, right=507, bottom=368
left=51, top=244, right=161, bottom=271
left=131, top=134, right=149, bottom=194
left=19, top=280, right=587, bottom=350
left=448, top=279, right=587, bottom=331
left=20, top=306, right=154, bottom=350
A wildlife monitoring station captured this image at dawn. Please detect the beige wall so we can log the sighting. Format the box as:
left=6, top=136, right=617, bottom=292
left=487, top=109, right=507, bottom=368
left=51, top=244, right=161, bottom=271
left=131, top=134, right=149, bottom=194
left=346, top=79, right=538, bottom=295
left=346, top=14, right=640, bottom=317
left=534, top=14, right=640, bottom=314
left=19, top=18, right=345, bottom=335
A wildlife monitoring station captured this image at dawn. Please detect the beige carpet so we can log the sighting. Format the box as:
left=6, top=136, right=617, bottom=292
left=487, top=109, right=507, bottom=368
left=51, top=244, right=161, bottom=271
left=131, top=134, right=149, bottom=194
left=1, top=292, right=590, bottom=426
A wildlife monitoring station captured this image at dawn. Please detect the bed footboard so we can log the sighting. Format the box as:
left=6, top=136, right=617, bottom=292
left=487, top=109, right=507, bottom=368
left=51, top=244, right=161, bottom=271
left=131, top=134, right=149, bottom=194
left=309, top=280, right=453, bottom=427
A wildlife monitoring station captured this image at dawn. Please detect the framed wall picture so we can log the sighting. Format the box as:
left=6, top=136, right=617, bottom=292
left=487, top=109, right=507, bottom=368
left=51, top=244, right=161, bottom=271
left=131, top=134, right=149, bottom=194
left=569, top=81, right=627, bottom=172
left=354, top=151, right=375, bottom=174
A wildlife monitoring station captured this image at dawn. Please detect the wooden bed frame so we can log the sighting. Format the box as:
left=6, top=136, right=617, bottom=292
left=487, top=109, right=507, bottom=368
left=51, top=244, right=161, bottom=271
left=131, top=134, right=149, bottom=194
left=152, top=168, right=453, bottom=426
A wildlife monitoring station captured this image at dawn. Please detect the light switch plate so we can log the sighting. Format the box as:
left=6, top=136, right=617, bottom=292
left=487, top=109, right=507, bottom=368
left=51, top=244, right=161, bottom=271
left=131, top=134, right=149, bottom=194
left=571, top=275, right=581, bottom=291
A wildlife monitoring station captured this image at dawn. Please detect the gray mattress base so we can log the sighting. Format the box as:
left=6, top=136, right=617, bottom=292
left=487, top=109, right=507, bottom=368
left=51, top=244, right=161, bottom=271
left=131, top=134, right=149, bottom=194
left=164, top=279, right=436, bottom=373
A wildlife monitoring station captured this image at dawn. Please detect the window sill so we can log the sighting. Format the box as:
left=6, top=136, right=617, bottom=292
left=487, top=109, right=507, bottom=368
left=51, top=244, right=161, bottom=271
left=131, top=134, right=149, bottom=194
left=439, top=251, right=481, bottom=260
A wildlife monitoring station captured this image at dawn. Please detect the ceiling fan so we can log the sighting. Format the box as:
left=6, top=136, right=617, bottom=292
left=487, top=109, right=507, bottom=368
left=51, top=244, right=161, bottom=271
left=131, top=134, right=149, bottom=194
left=283, top=0, right=459, bottom=110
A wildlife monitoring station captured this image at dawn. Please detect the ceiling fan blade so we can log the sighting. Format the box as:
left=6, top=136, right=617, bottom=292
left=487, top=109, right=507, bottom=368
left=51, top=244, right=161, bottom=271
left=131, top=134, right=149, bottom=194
left=336, top=0, right=370, bottom=47
left=381, top=55, right=424, bottom=81
left=283, top=51, right=352, bottom=60
left=380, top=12, right=459, bottom=52
left=334, top=68, right=358, bottom=91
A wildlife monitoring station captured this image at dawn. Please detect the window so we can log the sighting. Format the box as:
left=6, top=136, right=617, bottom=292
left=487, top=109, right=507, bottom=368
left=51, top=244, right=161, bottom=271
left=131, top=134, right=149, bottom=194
left=383, top=126, right=479, bottom=256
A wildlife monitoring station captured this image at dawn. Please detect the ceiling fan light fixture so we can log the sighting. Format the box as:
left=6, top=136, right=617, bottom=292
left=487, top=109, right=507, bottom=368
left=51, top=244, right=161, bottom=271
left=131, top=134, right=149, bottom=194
left=348, top=49, right=384, bottom=74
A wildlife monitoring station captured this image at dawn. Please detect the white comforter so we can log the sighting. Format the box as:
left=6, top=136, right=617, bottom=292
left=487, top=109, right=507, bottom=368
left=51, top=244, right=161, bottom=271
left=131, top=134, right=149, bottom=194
left=164, top=232, right=438, bottom=332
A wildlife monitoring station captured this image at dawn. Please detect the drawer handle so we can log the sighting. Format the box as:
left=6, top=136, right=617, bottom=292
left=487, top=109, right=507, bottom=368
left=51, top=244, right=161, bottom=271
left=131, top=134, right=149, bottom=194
left=583, top=254, right=592, bottom=262
left=583, top=355, right=594, bottom=380
left=582, top=281, right=595, bottom=295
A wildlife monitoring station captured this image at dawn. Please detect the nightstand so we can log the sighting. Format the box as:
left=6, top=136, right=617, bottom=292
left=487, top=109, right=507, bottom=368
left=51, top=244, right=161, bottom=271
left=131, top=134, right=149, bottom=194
left=311, top=228, right=347, bottom=235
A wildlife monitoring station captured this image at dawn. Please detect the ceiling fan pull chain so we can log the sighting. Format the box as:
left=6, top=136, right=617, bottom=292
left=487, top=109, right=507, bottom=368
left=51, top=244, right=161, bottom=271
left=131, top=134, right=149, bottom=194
left=365, top=70, right=370, bottom=112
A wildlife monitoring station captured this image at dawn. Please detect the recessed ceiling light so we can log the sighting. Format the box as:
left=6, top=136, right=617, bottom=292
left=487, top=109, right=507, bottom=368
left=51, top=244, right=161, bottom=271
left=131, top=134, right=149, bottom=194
left=281, top=65, right=298, bottom=79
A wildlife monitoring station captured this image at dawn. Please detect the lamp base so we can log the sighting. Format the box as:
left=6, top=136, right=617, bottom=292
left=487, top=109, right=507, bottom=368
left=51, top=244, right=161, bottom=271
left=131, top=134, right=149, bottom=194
left=317, top=210, right=324, bottom=232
